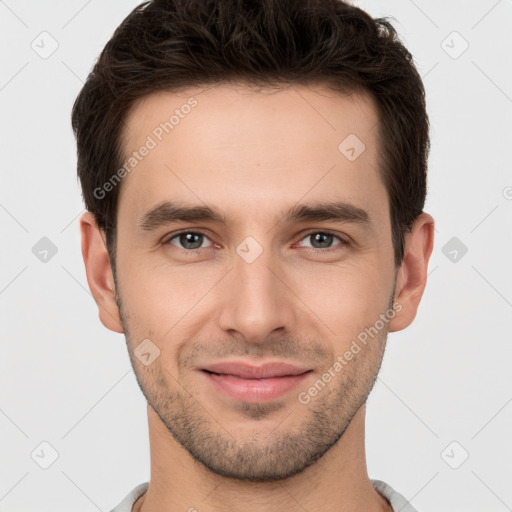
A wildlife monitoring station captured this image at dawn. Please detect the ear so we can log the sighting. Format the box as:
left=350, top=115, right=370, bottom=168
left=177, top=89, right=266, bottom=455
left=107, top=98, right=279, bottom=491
left=80, top=211, right=124, bottom=333
left=388, top=212, right=435, bottom=332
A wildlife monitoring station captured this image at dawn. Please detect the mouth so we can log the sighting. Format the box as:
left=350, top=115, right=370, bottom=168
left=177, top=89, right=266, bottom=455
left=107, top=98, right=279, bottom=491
left=199, top=361, right=313, bottom=402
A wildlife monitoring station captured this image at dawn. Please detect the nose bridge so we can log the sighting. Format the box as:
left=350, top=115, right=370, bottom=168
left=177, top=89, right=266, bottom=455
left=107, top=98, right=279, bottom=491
left=217, top=241, right=295, bottom=342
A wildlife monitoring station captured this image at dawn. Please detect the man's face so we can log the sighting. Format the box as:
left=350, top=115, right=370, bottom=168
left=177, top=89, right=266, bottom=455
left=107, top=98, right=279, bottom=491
left=114, top=84, right=398, bottom=481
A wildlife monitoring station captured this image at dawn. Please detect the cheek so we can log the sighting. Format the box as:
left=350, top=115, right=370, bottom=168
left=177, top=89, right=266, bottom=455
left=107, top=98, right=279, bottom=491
left=118, top=259, right=222, bottom=335
left=292, top=261, right=393, bottom=335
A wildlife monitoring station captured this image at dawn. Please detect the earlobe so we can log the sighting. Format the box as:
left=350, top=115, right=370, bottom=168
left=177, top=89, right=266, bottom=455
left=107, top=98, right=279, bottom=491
left=80, top=211, right=124, bottom=333
left=388, top=212, right=435, bottom=333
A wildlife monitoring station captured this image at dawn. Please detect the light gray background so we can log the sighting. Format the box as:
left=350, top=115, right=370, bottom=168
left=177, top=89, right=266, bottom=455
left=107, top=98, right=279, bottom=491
left=1, top=1, right=511, bottom=510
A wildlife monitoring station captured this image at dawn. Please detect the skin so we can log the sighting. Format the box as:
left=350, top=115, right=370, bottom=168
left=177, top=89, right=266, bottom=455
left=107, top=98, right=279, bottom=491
left=80, top=83, right=434, bottom=512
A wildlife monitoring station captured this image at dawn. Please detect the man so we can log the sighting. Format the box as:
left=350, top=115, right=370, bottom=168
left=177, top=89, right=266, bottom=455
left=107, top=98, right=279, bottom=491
left=72, top=0, right=434, bottom=510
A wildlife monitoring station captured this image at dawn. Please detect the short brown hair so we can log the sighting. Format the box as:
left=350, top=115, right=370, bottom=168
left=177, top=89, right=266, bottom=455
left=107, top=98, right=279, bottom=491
left=72, top=0, right=429, bottom=271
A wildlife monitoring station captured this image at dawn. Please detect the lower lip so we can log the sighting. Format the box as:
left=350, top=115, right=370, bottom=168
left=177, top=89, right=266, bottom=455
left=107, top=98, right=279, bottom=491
left=202, top=371, right=312, bottom=402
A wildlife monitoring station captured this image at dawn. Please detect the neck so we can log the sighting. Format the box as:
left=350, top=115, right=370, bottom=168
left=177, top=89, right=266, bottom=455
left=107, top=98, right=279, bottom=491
left=133, top=404, right=392, bottom=512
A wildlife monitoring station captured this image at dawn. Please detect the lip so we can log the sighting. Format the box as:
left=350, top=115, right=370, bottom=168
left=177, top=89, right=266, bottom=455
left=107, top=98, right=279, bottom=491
left=200, top=361, right=312, bottom=402
left=202, top=361, right=311, bottom=379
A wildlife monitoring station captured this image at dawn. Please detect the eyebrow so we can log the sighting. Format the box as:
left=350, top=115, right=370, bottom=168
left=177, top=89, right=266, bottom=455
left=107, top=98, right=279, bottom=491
left=137, top=200, right=371, bottom=232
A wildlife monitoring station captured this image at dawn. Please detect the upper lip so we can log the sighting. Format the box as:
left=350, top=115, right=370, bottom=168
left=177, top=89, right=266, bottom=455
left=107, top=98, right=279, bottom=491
left=201, top=361, right=311, bottom=379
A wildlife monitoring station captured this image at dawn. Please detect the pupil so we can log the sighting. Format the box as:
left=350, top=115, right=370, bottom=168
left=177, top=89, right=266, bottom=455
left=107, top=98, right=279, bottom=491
left=313, top=233, right=332, bottom=248
left=181, top=233, right=202, bottom=249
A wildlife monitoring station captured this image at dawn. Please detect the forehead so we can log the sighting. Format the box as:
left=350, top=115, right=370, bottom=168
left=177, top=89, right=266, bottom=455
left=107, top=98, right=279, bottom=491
left=122, top=83, right=379, bottom=156
left=118, top=83, right=385, bottom=225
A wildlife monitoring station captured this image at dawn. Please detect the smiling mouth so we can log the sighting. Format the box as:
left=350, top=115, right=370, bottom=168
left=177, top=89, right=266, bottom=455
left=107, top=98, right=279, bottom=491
left=200, top=367, right=313, bottom=402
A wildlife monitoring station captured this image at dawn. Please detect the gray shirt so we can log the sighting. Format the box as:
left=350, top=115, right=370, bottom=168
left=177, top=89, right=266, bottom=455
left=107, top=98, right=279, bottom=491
left=109, top=480, right=419, bottom=511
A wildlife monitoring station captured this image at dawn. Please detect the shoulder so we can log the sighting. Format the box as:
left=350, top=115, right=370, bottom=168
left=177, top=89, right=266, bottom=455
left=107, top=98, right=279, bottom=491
left=109, top=482, right=149, bottom=512
left=371, top=479, right=420, bottom=512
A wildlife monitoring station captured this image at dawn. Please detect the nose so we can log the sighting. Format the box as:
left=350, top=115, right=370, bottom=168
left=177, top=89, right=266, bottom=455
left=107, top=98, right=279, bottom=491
left=217, top=245, right=298, bottom=345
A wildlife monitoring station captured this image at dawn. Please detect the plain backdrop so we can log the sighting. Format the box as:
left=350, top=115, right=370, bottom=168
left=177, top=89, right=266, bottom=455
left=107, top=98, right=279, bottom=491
left=1, top=1, right=511, bottom=510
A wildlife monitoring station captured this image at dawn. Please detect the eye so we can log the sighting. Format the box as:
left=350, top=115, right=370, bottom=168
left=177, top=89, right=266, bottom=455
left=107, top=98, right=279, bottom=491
left=297, top=231, right=348, bottom=252
left=166, top=231, right=212, bottom=250
left=163, top=230, right=348, bottom=253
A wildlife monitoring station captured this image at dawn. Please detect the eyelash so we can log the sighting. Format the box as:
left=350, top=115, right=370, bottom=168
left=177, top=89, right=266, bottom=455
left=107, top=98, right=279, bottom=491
left=163, top=230, right=350, bottom=254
